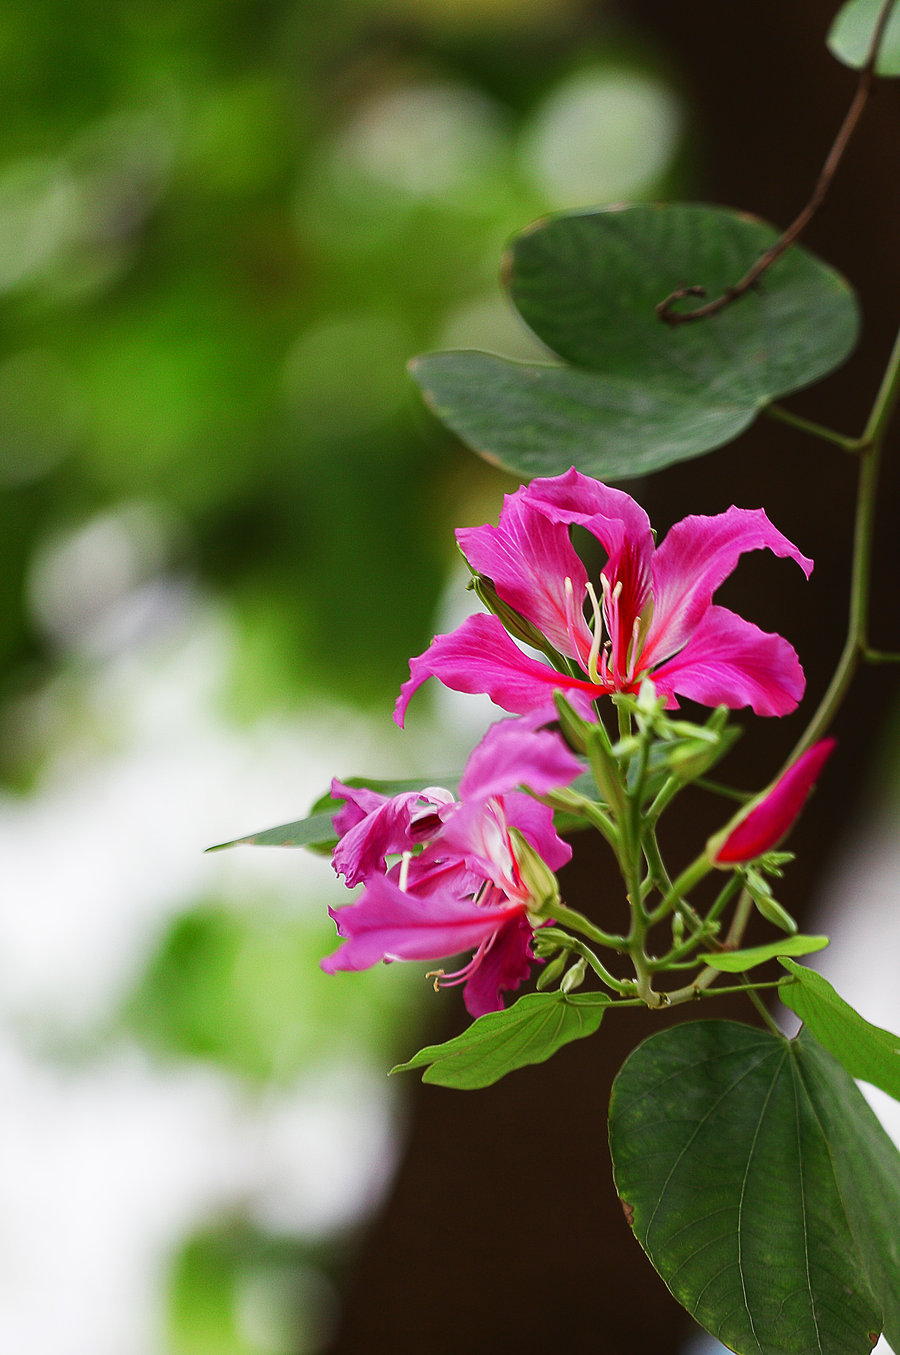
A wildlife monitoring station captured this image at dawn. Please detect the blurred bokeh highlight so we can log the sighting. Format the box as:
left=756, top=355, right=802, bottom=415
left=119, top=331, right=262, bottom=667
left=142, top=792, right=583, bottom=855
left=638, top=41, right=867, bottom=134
left=0, top=1, right=695, bottom=1350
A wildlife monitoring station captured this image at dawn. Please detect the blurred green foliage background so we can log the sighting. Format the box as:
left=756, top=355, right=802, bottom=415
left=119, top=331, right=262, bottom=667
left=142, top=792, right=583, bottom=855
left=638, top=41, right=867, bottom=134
left=0, top=1, right=687, bottom=1350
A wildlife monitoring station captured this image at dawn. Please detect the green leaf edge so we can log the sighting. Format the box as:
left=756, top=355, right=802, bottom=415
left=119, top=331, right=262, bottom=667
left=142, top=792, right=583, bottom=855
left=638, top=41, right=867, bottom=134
left=390, top=990, right=611, bottom=1089
left=780, top=957, right=900, bottom=1102
left=698, top=933, right=830, bottom=972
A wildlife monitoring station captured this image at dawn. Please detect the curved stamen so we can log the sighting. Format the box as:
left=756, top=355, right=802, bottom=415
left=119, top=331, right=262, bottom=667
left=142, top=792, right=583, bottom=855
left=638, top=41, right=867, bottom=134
left=584, top=580, right=606, bottom=684
left=625, top=615, right=643, bottom=685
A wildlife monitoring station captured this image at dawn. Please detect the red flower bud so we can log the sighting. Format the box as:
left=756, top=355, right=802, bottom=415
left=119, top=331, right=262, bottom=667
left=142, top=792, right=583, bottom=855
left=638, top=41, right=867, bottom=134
left=710, top=739, right=835, bottom=865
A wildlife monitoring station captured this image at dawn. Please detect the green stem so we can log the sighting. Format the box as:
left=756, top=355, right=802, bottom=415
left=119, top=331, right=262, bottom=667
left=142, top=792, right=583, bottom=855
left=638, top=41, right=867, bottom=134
left=744, top=981, right=783, bottom=1036
left=538, top=928, right=635, bottom=995
left=787, top=318, right=900, bottom=765
left=660, top=887, right=754, bottom=1003
left=548, top=902, right=626, bottom=951
left=652, top=853, right=715, bottom=925
left=661, top=977, right=789, bottom=1007
left=864, top=648, right=900, bottom=664
left=694, top=777, right=753, bottom=803
left=765, top=403, right=860, bottom=452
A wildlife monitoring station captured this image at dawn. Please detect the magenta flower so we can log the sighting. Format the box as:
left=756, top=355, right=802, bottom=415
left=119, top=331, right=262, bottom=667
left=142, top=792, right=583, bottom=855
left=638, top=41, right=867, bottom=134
left=322, top=718, right=582, bottom=1017
left=395, top=468, right=813, bottom=726
left=710, top=738, right=836, bottom=865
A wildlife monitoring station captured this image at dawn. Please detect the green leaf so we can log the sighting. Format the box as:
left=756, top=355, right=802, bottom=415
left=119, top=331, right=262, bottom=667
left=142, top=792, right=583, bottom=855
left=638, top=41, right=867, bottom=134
left=391, top=990, right=610, bottom=1089
left=206, top=810, right=338, bottom=852
left=828, top=0, right=900, bottom=75
left=609, top=1020, right=900, bottom=1353
left=206, top=773, right=461, bottom=851
left=412, top=204, right=859, bottom=481
left=699, top=933, right=829, bottom=972
left=780, top=958, right=900, bottom=1101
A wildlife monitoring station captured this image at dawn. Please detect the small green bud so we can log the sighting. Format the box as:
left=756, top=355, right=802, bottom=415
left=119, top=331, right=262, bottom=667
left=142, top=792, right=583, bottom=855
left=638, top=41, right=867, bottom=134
left=468, top=573, right=549, bottom=652
left=536, top=953, right=568, bottom=991
left=744, top=868, right=798, bottom=935
left=560, top=957, right=587, bottom=993
left=511, top=830, right=561, bottom=917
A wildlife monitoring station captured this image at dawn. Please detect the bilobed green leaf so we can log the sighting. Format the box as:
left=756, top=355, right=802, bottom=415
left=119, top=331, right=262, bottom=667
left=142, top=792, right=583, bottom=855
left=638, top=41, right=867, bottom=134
left=780, top=958, right=900, bottom=1101
left=699, top=933, right=829, bottom=972
left=828, top=0, right=900, bottom=75
left=412, top=204, right=859, bottom=481
left=609, top=1020, right=900, bottom=1354
left=391, top=990, right=610, bottom=1089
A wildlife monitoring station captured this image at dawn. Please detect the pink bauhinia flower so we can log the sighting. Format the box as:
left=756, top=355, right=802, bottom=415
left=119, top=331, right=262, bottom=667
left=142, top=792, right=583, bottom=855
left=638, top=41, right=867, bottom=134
left=709, top=738, right=836, bottom=865
left=321, top=718, right=582, bottom=1017
left=395, top=468, right=813, bottom=727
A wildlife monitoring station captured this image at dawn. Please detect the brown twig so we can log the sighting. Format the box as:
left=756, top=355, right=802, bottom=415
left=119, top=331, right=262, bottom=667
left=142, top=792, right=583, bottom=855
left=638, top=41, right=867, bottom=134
left=656, top=0, right=898, bottom=326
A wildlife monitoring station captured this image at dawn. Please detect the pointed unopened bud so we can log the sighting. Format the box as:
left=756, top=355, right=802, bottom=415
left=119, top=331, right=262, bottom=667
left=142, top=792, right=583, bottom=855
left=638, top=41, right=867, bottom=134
left=708, top=739, right=835, bottom=866
left=468, top=573, right=549, bottom=652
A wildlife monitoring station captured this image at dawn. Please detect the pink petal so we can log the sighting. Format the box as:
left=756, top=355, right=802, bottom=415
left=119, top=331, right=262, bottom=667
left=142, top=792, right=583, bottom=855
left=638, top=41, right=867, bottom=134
left=458, top=717, right=583, bottom=802
left=457, top=488, right=592, bottom=664
left=643, top=506, right=813, bottom=668
left=331, top=783, right=454, bottom=887
left=522, top=468, right=655, bottom=625
left=650, top=606, right=806, bottom=716
left=460, top=912, right=535, bottom=1017
left=394, top=612, right=602, bottom=726
left=321, top=874, right=515, bottom=972
left=502, top=791, right=573, bottom=872
left=712, top=739, right=836, bottom=864
left=331, top=781, right=387, bottom=840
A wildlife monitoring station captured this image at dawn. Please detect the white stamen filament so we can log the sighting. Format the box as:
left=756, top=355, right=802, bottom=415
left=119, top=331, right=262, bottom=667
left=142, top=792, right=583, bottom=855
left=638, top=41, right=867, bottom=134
left=398, top=850, right=413, bottom=892
left=585, top=580, right=605, bottom=683
left=625, top=615, right=642, bottom=684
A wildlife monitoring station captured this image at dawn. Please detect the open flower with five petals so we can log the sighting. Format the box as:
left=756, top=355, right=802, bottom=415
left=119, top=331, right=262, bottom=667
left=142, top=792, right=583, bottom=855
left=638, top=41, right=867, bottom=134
left=321, top=718, right=582, bottom=1017
left=395, top=468, right=813, bottom=727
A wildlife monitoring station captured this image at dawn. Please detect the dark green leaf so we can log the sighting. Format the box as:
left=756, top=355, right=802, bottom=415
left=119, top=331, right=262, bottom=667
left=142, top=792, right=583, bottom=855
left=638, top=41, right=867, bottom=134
left=609, top=1020, right=900, bottom=1353
left=828, top=0, right=900, bottom=75
left=795, top=1031, right=900, bottom=1351
left=413, top=205, right=859, bottom=480
left=699, top=933, right=829, bottom=972
left=391, top=990, right=610, bottom=1089
left=780, top=958, right=900, bottom=1101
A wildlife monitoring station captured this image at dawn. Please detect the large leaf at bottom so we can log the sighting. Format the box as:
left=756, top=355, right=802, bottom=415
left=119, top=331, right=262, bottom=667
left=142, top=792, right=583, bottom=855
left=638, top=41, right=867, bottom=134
left=412, top=204, right=859, bottom=481
left=609, top=1020, right=900, bottom=1354
left=391, top=990, right=610, bottom=1089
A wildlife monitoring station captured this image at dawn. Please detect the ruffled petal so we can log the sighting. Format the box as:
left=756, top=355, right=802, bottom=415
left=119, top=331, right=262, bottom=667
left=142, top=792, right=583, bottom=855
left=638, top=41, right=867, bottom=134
left=643, top=506, right=813, bottom=667
left=321, top=874, right=513, bottom=972
left=331, top=781, right=386, bottom=840
left=394, top=612, right=602, bottom=726
left=331, top=783, right=454, bottom=887
left=712, top=739, right=835, bottom=864
left=458, top=716, right=583, bottom=802
left=502, top=791, right=573, bottom=872
left=650, top=605, right=806, bottom=716
left=457, top=488, right=592, bottom=664
left=460, top=911, right=535, bottom=1017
